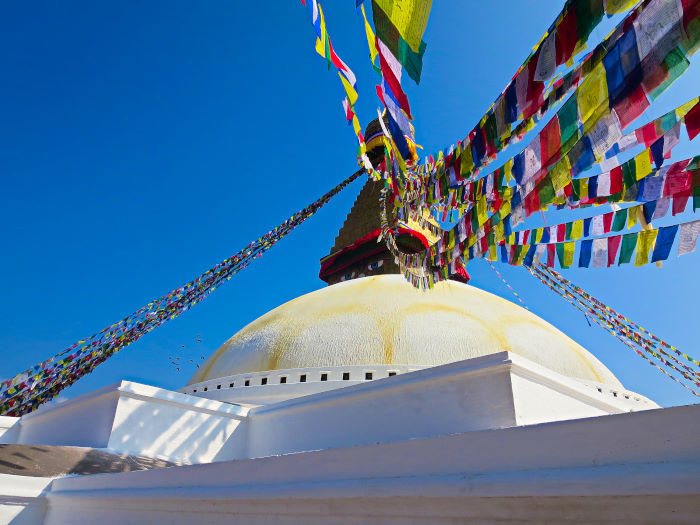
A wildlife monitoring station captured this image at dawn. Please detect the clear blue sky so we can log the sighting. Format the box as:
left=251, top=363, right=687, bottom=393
left=1, top=1, right=698, bottom=407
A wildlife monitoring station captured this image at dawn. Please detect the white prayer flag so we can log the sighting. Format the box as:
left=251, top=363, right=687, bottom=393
left=534, top=31, right=557, bottom=82
left=652, top=197, right=670, bottom=220
left=592, top=215, right=605, bottom=236
left=634, top=0, right=683, bottom=59
left=597, top=172, right=612, bottom=196
left=678, top=220, right=700, bottom=256
left=592, top=238, right=608, bottom=267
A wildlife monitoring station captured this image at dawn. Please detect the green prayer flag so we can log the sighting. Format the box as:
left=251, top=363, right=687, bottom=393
left=471, top=210, right=480, bottom=232
left=649, top=47, right=689, bottom=101
left=575, top=0, right=604, bottom=45
left=372, top=2, right=427, bottom=84
left=618, top=232, right=638, bottom=265
left=538, top=177, right=555, bottom=208
left=558, top=95, right=580, bottom=152
left=556, top=242, right=575, bottom=269
left=485, top=112, right=499, bottom=150
left=611, top=208, right=627, bottom=232
left=565, top=221, right=573, bottom=240
left=622, top=159, right=636, bottom=188
left=571, top=178, right=581, bottom=201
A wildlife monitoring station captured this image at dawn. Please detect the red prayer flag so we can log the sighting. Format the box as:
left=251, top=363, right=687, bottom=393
left=614, top=84, right=650, bottom=128
left=480, top=235, right=489, bottom=254
left=607, top=235, right=622, bottom=266
left=557, top=223, right=567, bottom=242
left=603, top=212, right=614, bottom=233
left=681, top=0, right=700, bottom=32
left=556, top=8, right=578, bottom=66
left=685, top=101, right=700, bottom=141
left=673, top=190, right=691, bottom=215
left=377, top=41, right=412, bottom=118
left=610, top=166, right=624, bottom=194
left=636, top=121, right=660, bottom=146
left=524, top=190, right=541, bottom=217
left=547, top=244, right=556, bottom=267
left=663, top=162, right=692, bottom=196
left=523, top=58, right=545, bottom=120
left=540, top=115, right=562, bottom=168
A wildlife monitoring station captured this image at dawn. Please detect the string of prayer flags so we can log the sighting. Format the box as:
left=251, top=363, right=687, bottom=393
left=0, top=170, right=364, bottom=416
left=529, top=264, right=700, bottom=395
left=499, top=216, right=700, bottom=270
left=301, top=0, right=367, bottom=152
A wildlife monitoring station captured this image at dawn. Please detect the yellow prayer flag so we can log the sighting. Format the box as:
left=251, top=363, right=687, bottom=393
left=488, top=244, right=498, bottom=261
left=461, top=142, right=474, bottom=175
left=635, top=150, right=653, bottom=181
left=494, top=221, right=504, bottom=243
left=504, top=159, right=514, bottom=184
left=339, top=72, right=358, bottom=106
left=577, top=62, right=609, bottom=132
left=628, top=205, right=640, bottom=229
left=314, top=5, right=328, bottom=58
left=579, top=178, right=589, bottom=200
left=360, top=4, right=379, bottom=66
left=534, top=228, right=543, bottom=244
left=507, top=233, right=515, bottom=245
left=524, top=117, right=536, bottom=133
left=500, top=198, right=512, bottom=218
left=516, top=245, right=530, bottom=265
left=571, top=220, right=583, bottom=240
left=635, top=229, right=658, bottom=266
left=563, top=242, right=575, bottom=267
left=374, top=0, right=433, bottom=53
left=351, top=115, right=361, bottom=137
left=605, top=0, right=636, bottom=14
left=550, top=156, right=572, bottom=192
left=677, top=97, right=699, bottom=119
left=476, top=196, right=488, bottom=226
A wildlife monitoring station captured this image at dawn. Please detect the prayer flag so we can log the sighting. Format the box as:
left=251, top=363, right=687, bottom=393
left=592, top=237, right=608, bottom=267
left=577, top=61, right=609, bottom=132
left=360, top=4, right=379, bottom=69
left=678, top=219, right=700, bottom=255
left=579, top=239, right=593, bottom=267
left=608, top=234, right=622, bottom=266
left=535, top=31, right=557, bottom=82
left=635, top=229, right=658, bottom=266
left=652, top=224, right=678, bottom=262
left=613, top=84, right=649, bottom=128
left=635, top=149, right=653, bottom=180
left=685, top=100, right=700, bottom=140
left=618, top=232, right=638, bottom=264
left=373, top=0, right=433, bottom=53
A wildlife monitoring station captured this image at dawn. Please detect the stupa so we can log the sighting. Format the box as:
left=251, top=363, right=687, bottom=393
left=0, top=122, right=698, bottom=524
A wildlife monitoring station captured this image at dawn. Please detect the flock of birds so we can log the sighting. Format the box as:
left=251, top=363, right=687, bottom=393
left=168, top=334, right=206, bottom=372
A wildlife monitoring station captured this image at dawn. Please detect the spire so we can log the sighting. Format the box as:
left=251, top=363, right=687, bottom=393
left=319, top=117, right=469, bottom=286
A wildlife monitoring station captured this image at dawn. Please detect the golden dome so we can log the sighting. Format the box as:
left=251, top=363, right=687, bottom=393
left=188, top=275, right=622, bottom=387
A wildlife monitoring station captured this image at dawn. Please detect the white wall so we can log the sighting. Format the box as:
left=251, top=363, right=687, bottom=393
left=245, top=353, right=517, bottom=459
left=41, top=404, right=700, bottom=524
left=0, top=417, right=20, bottom=444
left=0, top=474, right=51, bottom=525
left=13, top=382, right=250, bottom=464
left=107, top=385, right=248, bottom=463
left=5, top=353, right=656, bottom=465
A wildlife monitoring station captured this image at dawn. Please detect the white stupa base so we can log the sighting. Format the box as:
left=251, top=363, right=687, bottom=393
left=39, top=403, right=700, bottom=524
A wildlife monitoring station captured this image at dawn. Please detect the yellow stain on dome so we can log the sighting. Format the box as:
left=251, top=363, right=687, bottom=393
left=188, top=275, right=621, bottom=387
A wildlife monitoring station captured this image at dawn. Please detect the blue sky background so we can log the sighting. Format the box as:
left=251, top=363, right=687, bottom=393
left=1, top=1, right=698, bottom=407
